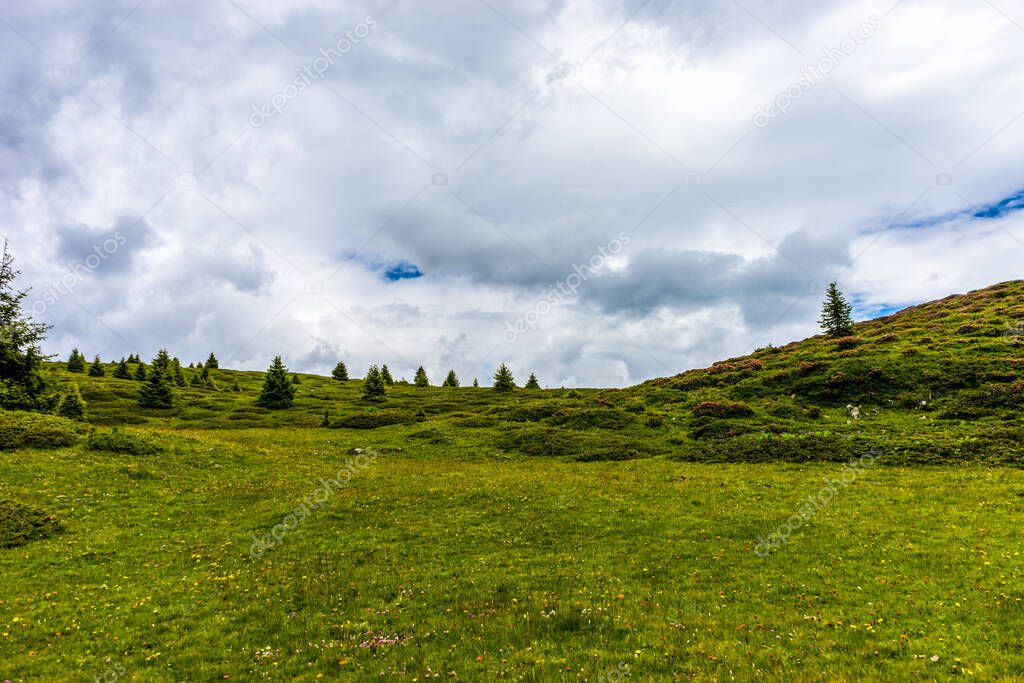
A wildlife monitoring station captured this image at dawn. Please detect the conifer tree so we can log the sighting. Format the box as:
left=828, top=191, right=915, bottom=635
left=172, top=358, right=186, bottom=387
left=113, top=357, right=132, bottom=379
left=231, top=378, right=242, bottom=392
left=88, top=355, right=105, bottom=377
left=205, top=352, right=219, bottom=369
left=138, top=349, right=174, bottom=408
left=127, top=353, right=140, bottom=364
left=66, top=348, right=85, bottom=373
left=256, top=356, right=295, bottom=409
left=362, top=364, right=386, bottom=401
left=320, top=409, right=330, bottom=427
left=200, top=364, right=210, bottom=382
left=443, top=369, right=459, bottom=387
left=291, top=373, right=301, bottom=385
left=56, top=383, right=87, bottom=421
left=332, top=360, right=349, bottom=381
left=819, top=282, right=854, bottom=337
left=472, top=378, right=479, bottom=387
left=414, top=366, right=430, bottom=387
left=133, top=362, right=147, bottom=381
left=381, top=364, right=395, bottom=385
left=189, top=372, right=203, bottom=387
left=204, top=375, right=219, bottom=392
left=493, top=363, right=516, bottom=391
left=524, top=372, right=540, bottom=389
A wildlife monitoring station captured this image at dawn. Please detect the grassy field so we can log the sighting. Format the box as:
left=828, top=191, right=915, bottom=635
left=3, top=421, right=1024, bottom=681
left=2, top=281, right=1023, bottom=681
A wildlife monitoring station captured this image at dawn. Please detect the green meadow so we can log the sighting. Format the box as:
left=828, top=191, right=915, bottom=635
left=2, top=280, right=1023, bottom=681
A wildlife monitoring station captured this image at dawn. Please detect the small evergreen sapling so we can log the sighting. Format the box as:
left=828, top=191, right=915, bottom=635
left=66, top=348, right=86, bottom=373
left=414, top=366, right=430, bottom=387
left=493, top=364, right=516, bottom=391
left=138, top=349, right=174, bottom=408
left=381, top=364, right=395, bottom=385
left=524, top=373, right=540, bottom=389
left=57, top=383, right=87, bottom=421
left=113, top=358, right=132, bottom=379
left=88, top=355, right=105, bottom=377
left=133, top=362, right=147, bottom=382
left=205, top=353, right=219, bottom=369
left=442, top=369, right=459, bottom=387
left=819, top=282, right=854, bottom=337
left=256, top=356, right=295, bottom=409
left=332, top=361, right=349, bottom=381
left=362, top=365, right=386, bottom=401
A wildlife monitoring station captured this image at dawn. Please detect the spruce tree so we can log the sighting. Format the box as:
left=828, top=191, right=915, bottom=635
left=113, top=357, right=132, bottom=379
left=414, top=366, right=430, bottom=387
left=56, top=383, right=87, bottom=421
left=291, top=373, right=301, bottom=385
left=189, top=372, right=203, bottom=387
left=66, top=348, right=85, bottom=373
left=381, top=364, right=395, bottom=385
left=256, top=356, right=295, bottom=409
left=133, top=362, right=147, bottom=381
left=0, top=241, right=50, bottom=411
left=819, top=282, right=854, bottom=337
left=88, top=355, right=105, bottom=377
left=493, top=363, right=516, bottom=391
left=127, top=353, right=140, bottom=364
left=172, top=358, right=186, bottom=387
left=524, top=372, right=540, bottom=389
left=320, top=409, right=330, bottom=427
left=138, top=349, right=174, bottom=408
left=332, top=360, right=349, bottom=381
left=200, top=364, right=210, bottom=382
left=442, top=369, right=459, bottom=387
left=205, top=352, right=219, bottom=369
left=362, top=364, right=386, bottom=401
left=472, top=378, right=479, bottom=387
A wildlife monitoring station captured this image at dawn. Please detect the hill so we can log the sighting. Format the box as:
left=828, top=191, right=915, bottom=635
left=3, top=282, right=1024, bottom=680
left=45, top=280, right=1024, bottom=466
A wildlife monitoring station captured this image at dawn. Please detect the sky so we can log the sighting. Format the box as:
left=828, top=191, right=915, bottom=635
left=2, top=0, right=1023, bottom=387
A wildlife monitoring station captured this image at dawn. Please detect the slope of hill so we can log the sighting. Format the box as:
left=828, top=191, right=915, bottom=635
left=39, top=280, right=1024, bottom=466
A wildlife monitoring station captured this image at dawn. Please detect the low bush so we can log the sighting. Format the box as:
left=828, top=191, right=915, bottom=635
left=0, top=410, right=83, bottom=450
left=0, top=500, right=64, bottom=548
left=330, top=410, right=420, bottom=429
left=690, top=401, right=755, bottom=418
left=86, top=428, right=162, bottom=455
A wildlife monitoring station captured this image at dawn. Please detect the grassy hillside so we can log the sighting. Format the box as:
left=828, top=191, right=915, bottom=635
left=1, top=281, right=1023, bottom=680
left=44, top=280, right=1024, bottom=467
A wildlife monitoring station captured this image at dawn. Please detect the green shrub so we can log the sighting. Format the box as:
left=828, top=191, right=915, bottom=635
left=690, top=401, right=755, bottom=418
left=0, top=410, right=83, bottom=450
left=85, top=428, right=162, bottom=455
left=330, top=410, right=419, bottom=429
left=549, top=408, right=634, bottom=430
left=0, top=500, right=64, bottom=548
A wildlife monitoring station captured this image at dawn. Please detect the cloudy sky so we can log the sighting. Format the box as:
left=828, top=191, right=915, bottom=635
left=2, top=0, right=1023, bottom=387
